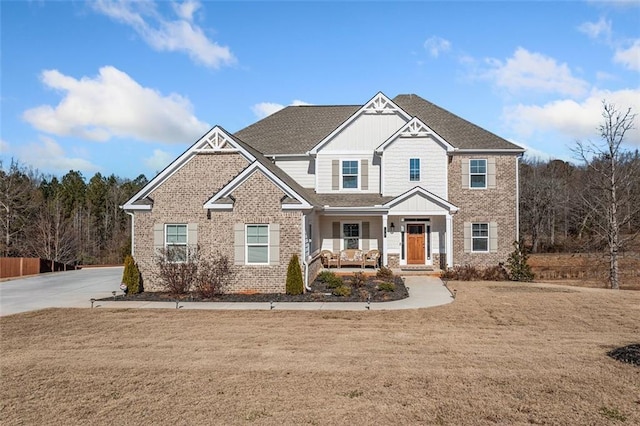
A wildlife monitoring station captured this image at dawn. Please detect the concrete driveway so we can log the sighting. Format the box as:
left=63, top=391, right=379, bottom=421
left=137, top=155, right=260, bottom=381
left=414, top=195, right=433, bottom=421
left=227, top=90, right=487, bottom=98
left=0, top=267, right=124, bottom=316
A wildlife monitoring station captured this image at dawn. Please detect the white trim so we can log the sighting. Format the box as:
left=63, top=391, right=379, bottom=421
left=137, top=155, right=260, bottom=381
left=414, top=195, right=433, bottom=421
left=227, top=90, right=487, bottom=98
left=446, top=214, right=453, bottom=267
left=471, top=222, right=490, bottom=253
left=409, top=158, right=420, bottom=182
left=308, top=92, right=411, bottom=155
left=469, top=158, right=487, bottom=190
left=515, top=154, right=521, bottom=240
left=122, top=126, right=255, bottom=210
left=382, top=214, right=388, bottom=266
left=375, top=117, right=455, bottom=154
left=452, top=148, right=525, bottom=154
left=245, top=224, right=270, bottom=265
left=121, top=204, right=151, bottom=211
left=340, top=220, right=362, bottom=250
left=383, top=186, right=459, bottom=213
left=165, top=223, right=189, bottom=262
left=340, top=158, right=360, bottom=190
left=203, top=162, right=312, bottom=210
left=403, top=221, right=432, bottom=266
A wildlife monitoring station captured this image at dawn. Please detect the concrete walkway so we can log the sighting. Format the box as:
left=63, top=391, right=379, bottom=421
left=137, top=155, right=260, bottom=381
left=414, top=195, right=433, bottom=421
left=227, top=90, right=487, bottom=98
left=95, top=275, right=454, bottom=311
left=1, top=267, right=454, bottom=315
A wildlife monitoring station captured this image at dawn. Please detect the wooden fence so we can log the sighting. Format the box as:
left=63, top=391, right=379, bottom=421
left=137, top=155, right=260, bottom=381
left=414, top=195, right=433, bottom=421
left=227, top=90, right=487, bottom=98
left=0, top=258, right=79, bottom=279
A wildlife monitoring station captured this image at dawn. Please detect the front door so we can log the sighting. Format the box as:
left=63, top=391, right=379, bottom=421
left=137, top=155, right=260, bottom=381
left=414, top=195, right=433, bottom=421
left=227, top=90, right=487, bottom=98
left=407, top=224, right=425, bottom=264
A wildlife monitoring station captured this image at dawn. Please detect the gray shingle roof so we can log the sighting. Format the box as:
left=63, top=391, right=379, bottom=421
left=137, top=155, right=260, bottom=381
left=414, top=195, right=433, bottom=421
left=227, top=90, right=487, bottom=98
left=234, top=105, right=360, bottom=155
left=314, top=193, right=394, bottom=207
left=393, top=94, right=522, bottom=150
left=235, top=94, right=522, bottom=153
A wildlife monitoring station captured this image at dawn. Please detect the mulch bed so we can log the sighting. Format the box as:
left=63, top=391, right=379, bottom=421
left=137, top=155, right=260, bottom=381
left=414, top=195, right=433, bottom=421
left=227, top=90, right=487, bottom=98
left=607, top=344, right=640, bottom=367
left=102, top=274, right=408, bottom=303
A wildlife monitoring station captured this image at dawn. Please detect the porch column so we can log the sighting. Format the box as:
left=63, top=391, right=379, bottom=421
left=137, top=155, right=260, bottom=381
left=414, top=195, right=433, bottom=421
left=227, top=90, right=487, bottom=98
left=445, top=214, right=453, bottom=268
left=382, top=213, right=388, bottom=266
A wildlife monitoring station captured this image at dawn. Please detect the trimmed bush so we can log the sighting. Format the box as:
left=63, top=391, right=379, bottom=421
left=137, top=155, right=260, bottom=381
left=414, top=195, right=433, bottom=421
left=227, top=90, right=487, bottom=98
left=332, top=285, right=352, bottom=297
left=377, top=282, right=395, bottom=292
left=122, top=255, right=142, bottom=294
left=325, top=274, right=344, bottom=289
left=286, top=254, right=304, bottom=295
left=317, top=270, right=336, bottom=283
left=482, top=265, right=510, bottom=281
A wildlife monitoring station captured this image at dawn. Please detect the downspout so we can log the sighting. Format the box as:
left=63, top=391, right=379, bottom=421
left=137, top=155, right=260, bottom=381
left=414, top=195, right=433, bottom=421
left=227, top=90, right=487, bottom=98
left=301, top=213, right=311, bottom=291
left=515, top=154, right=522, bottom=240
left=126, top=211, right=135, bottom=257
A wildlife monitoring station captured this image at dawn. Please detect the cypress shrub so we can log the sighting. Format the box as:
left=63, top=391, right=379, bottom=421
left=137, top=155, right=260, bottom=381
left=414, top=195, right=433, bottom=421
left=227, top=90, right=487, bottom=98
left=286, top=254, right=304, bottom=295
left=122, top=255, right=142, bottom=294
left=506, top=240, right=534, bottom=282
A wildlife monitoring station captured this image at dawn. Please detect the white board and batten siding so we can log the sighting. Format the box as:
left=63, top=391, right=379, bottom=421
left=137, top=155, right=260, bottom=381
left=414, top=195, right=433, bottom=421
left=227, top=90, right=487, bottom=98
left=383, top=136, right=448, bottom=198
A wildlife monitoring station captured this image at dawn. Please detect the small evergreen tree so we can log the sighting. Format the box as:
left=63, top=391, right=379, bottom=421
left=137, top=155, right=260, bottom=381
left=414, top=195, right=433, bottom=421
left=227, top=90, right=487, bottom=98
left=286, top=254, right=304, bottom=295
left=506, top=240, right=534, bottom=282
left=122, top=255, right=142, bottom=294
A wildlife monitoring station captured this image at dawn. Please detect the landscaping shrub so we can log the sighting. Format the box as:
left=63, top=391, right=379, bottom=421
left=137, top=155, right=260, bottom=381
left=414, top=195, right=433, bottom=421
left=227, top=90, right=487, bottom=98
left=332, top=285, right=352, bottom=297
left=506, top=240, right=534, bottom=282
left=317, top=270, right=333, bottom=282
left=325, top=274, right=344, bottom=289
left=286, top=254, right=304, bottom=295
left=377, top=282, right=395, bottom=292
left=153, top=246, right=199, bottom=295
left=482, top=264, right=510, bottom=281
left=441, top=265, right=482, bottom=281
left=121, top=255, right=142, bottom=294
left=193, top=252, right=234, bottom=298
left=351, top=271, right=366, bottom=288
left=376, top=266, right=394, bottom=280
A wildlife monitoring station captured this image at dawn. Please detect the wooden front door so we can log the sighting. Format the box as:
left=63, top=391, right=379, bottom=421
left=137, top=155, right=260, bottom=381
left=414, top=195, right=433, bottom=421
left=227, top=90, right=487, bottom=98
left=407, top=224, right=425, bottom=264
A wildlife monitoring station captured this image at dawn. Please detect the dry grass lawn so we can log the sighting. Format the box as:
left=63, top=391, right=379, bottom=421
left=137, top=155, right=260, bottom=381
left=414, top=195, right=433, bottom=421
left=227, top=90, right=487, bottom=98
left=1, top=281, right=639, bottom=425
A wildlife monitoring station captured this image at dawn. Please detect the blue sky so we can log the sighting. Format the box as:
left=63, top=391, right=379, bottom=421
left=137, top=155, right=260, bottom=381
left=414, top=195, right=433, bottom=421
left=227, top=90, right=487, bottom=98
left=2, top=0, right=639, bottom=179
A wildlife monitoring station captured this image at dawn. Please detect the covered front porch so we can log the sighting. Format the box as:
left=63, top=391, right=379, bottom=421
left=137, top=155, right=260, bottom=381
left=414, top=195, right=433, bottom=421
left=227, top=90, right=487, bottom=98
left=310, top=187, right=458, bottom=270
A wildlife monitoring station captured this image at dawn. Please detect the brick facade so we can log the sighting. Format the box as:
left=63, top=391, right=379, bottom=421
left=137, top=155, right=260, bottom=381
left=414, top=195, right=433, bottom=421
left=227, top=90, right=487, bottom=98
left=447, top=154, right=519, bottom=267
left=134, top=152, right=305, bottom=293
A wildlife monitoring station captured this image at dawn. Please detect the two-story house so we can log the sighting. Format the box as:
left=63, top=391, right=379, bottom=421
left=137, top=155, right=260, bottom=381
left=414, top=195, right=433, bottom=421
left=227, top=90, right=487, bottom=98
left=122, top=92, right=524, bottom=292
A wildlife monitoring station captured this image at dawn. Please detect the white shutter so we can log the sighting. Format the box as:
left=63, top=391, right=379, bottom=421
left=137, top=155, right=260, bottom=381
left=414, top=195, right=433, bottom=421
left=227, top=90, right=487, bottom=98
left=234, top=224, right=245, bottom=265
left=461, top=158, right=470, bottom=188
left=463, top=222, right=471, bottom=253
left=269, top=223, right=280, bottom=266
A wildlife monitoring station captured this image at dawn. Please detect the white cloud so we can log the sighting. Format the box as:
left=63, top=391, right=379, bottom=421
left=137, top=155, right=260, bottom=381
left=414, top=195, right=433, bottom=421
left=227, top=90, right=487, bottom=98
left=93, top=0, right=235, bottom=68
left=578, top=17, right=612, bottom=40
left=144, top=149, right=174, bottom=172
left=423, top=36, right=451, bottom=58
left=22, top=66, right=210, bottom=144
left=251, top=99, right=312, bottom=119
left=614, top=39, right=640, bottom=71
left=484, top=48, right=589, bottom=97
left=15, top=136, right=101, bottom=173
left=503, top=88, right=640, bottom=146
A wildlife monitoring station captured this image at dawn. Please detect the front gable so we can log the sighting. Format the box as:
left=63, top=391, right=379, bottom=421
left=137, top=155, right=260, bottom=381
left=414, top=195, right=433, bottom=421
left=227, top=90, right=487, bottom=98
left=122, top=126, right=255, bottom=210
left=204, top=161, right=312, bottom=211
left=308, top=92, right=411, bottom=155
left=384, top=187, right=459, bottom=215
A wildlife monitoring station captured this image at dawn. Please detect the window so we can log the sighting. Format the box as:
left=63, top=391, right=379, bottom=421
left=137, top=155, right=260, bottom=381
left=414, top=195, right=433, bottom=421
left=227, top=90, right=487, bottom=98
left=342, top=160, right=358, bottom=189
left=246, top=224, right=269, bottom=264
left=165, top=224, right=188, bottom=261
left=409, top=158, right=420, bottom=181
left=470, top=159, right=487, bottom=188
left=343, top=223, right=360, bottom=249
left=472, top=223, right=489, bottom=252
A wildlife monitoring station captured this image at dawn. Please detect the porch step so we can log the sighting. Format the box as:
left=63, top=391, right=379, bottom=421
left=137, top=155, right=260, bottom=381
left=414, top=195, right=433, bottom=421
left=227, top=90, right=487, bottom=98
left=393, top=267, right=442, bottom=277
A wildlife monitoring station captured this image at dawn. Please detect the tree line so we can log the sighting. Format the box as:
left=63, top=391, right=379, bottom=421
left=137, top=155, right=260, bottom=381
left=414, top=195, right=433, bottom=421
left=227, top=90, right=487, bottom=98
left=0, top=159, right=147, bottom=265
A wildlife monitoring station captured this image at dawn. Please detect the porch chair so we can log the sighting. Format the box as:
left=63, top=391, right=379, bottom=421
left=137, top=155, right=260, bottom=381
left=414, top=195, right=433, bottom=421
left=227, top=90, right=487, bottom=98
left=363, top=249, right=380, bottom=269
left=320, top=250, right=339, bottom=268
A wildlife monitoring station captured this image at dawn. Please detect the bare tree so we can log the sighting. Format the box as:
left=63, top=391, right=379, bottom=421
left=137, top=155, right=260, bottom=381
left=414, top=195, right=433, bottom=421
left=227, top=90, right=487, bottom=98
left=573, top=102, right=640, bottom=289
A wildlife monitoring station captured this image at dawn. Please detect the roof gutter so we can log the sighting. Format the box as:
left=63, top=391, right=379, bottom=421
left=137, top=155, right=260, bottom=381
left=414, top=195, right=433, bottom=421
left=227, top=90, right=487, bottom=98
left=451, top=148, right=526, bottom=154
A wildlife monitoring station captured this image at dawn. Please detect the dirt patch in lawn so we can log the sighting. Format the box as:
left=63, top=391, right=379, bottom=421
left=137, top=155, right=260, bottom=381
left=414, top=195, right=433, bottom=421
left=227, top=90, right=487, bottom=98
left=2, top=281, right=639, bottom=425
left=101, top=273, right=408, bottom=303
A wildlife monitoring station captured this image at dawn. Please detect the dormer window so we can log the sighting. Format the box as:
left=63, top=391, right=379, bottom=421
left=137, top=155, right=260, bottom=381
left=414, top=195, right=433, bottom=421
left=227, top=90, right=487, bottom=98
left=342, top=160, right=359, bottom=189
